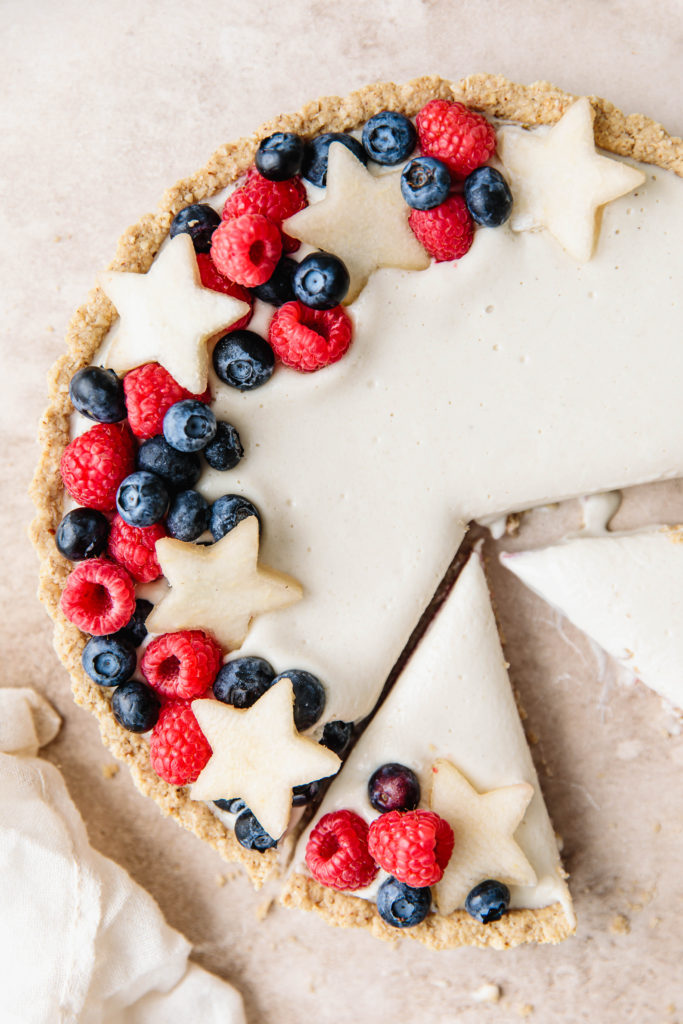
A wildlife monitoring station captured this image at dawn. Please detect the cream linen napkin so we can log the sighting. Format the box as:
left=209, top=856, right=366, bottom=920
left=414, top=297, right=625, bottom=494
left=0, top=687, right=246, bottom=1024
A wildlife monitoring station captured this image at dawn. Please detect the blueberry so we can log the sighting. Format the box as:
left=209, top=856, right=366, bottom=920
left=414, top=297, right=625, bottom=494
left=234, top=809, right=277, bottom=851
left=116, top=471, right=169, bottom=527
left=320, top=720, right=353, bottom=758
left=203, top=422, right=244, bottom=471
left=163, top=400, right=217, bottom=453
left=292, top=780, right=321, bottom=806
left=255, top=132, right=304, bottom=181
left=169, top=203, right=221, bottom=254
left=82, top=634, right=136, bottom=687
left=136, top=435, right=201, bottom=492
left=362, top=111, right=417, bottom=166
left=465, top=880, right=510, bottom=923
left=213, top=330, right=275, bottom=391
left=213, top=797, right=246, bottom=814
left=252, top=257, right=297, bottom=307
left=377, top=876, right=431, bottom=928
left=464, top=166, right=513, bottom=227
left=302, top=133, right=368, bottom=188
left=115, top=598, right=153, bottom=647
left=292, top=252, right=350, bottom=310
left=69, top=366, right=126, bottom=423
left=210, top=494, right=260, bottom=541
left=401, top=156, right=451, bottom=210
left=368, top=763, right=420, bottom=813
left=213, top=656, right=275, bottom=708
left=272, top=669, right=325, bottom=731
left=166, top=489, right=210, bottom=541
left=56, top=508, right=109, bottom=561
left=111, top=680, right=160, bottom=732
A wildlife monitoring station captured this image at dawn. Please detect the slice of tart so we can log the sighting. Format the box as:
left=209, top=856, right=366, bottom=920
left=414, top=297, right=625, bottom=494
left=501, top=526, right=683, bottom=711
left=283, top=551, right=574, bottom=948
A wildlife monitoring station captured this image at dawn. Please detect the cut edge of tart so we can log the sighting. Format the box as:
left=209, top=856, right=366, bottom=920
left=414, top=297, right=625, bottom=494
left=29, top=74, right=683, bottom=898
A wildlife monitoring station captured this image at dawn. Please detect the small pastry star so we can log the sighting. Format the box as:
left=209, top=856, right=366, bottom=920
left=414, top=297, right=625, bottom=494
left=498, top=97, right=646, bottom=262
left=102, top=232, right=249, bottom=393
left=283, top=142, right=429, bottom=303
left=430, top=758, right=537, bottom=916
left=191, top=678, right=341, bottom=839
left=146, top=516, right=303, bottom=650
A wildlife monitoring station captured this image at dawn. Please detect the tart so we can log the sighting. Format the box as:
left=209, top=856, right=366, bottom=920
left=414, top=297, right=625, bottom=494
left=30, top=74, right=683, bottom=938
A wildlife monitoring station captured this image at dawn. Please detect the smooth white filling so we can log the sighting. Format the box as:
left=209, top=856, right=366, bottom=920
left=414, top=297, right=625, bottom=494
left=501, top=526, right=683, bottom=710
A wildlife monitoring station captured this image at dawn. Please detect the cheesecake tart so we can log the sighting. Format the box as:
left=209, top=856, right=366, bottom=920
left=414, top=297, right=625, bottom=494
left=30, top=74, right=683, bottom=939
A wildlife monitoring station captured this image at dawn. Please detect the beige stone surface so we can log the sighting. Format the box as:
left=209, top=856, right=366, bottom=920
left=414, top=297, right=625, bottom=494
left=2, top=1, right=683, bottom=1021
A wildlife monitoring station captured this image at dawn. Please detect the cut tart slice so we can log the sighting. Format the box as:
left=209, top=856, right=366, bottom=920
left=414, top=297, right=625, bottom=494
left=283, top=552, right=574, bottom=948
left=501, top=526, right=683, bottom=711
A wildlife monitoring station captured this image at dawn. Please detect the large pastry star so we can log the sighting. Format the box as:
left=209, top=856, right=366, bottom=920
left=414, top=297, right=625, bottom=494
left=191, top=679, right=341, bottom=839
left=498, top=97, right=645, bottom=262
left=146, top=516, right=303, bottom=650
left=102, top=232, right=249, bottom=393
left=283, top=143, right=429, bottom=303
left=430, top=758, right=537, bottom=916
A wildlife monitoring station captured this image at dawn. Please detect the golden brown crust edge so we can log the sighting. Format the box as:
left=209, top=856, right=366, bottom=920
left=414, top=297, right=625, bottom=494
left=282, top=874, right=574, bottom=950
left=29, top=74, right=683, bottom=898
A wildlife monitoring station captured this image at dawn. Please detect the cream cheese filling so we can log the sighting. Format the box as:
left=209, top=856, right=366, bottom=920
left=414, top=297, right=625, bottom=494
left=501, top=525, right=683, bottom=711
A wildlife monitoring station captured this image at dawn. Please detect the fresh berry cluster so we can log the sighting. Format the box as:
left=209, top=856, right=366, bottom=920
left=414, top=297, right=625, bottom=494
left=59, top=342, right=260, bottom=793
left=305, top=760, right=512, bottom=929
left=400, top=100, right=513, bottom=261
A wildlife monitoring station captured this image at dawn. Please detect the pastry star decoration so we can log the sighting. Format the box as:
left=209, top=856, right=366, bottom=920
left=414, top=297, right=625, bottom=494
left=146, top=516, right=303, bottom=651
left=498, top=97, right=646, bottom=262
left=283, top=142, right=429, bottom=303
left=191, top=679, right=341, bottom=839
left=429, top=758, right=537, bottom=916
left=101, top=232, right=249, bottom=393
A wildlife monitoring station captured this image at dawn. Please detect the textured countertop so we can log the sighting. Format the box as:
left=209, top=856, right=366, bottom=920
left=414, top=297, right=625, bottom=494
left=2, top=1, right=683, bottom=1021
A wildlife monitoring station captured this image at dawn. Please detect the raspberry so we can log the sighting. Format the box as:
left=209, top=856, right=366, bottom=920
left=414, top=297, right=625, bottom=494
left=123, top=363, right=211, bottom=440
left=60, top=558, right=136, bottom=635
left=409, top=195, right=474, bottom=263
left=141, top=630, right=222, bottom=700
left=367, top=809, right=454, bottom=888
left=210, top=214, right=282, bottom=287
left=268, top=301, right=353, bottom=372
left=107, top=514, right=166, bottom=583
left=60, top=422, right=135, bottom=511
left=416, top=99, right=496, bottom=178
left=223, top=170, right=307, bottom=253
left=196, top=253, right=253, bottom=330
left=149, top=700, right=212, bottom=786
left=305, top=810, right=378, bottom=891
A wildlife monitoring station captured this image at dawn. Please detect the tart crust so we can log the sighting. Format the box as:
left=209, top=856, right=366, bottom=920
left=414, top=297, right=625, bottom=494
left=281, top=873, right=574, bottom=949
left=30, top=75, right=683, bottom=913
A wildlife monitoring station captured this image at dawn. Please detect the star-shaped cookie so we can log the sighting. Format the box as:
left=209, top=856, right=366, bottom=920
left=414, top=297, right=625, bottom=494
left=498, top=97, right=646, bottom=262
left=146, top=515, right=302, bottom=650
left=430, top=758, right=537, bottom=915
left=283, top=143, right=429, bottom=303
left=191, top=679, right=341, bottom=839
left=102, top=232, right=249, bottom=393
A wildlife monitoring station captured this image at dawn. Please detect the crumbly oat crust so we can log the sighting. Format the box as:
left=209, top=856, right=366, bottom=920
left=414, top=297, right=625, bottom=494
left=281, top=873, right=574, bottom=949
left=30, top=75, right=683, bottom=913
